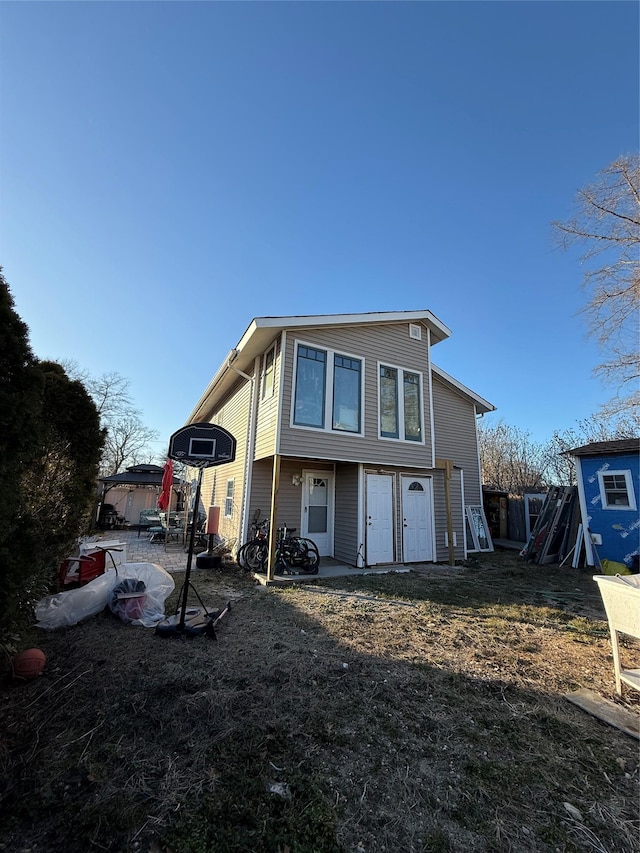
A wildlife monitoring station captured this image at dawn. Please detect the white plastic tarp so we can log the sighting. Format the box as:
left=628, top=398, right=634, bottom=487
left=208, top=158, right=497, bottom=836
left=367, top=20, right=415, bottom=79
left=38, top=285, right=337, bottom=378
left=35, top=562, right=175, bottom=630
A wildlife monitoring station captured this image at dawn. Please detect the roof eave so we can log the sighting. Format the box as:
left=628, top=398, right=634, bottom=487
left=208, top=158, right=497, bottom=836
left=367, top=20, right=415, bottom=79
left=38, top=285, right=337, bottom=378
left=187, top=310, right=454, bottom=425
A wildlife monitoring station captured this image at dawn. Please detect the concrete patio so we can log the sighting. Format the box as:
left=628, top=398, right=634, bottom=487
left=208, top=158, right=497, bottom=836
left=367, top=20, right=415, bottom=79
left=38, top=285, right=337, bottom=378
left=84, top=528, right=413, bottom=583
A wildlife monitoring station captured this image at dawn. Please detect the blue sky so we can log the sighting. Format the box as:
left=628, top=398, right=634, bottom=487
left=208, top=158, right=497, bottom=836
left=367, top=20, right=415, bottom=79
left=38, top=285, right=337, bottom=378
left=1, top=1, right=638, bottom=459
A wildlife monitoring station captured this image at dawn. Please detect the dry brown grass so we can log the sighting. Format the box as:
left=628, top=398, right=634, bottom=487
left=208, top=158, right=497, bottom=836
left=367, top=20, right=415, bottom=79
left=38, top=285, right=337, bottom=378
left=0, top=550, right=638, bottom=853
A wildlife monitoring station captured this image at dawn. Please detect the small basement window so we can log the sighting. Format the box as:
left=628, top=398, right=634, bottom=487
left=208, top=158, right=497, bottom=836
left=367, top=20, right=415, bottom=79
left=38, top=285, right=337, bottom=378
left=598, top=470, right=637, bottom=510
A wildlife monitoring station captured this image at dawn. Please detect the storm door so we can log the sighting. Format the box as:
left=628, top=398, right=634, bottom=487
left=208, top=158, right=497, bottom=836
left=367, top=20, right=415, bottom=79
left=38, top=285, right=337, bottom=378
left=302, top=472, right=333, bottom=556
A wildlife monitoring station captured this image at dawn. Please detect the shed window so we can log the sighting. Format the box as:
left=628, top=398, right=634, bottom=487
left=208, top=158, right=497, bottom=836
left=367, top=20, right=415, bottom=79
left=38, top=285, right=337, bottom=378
left=598, top=470, right=636, bottom=510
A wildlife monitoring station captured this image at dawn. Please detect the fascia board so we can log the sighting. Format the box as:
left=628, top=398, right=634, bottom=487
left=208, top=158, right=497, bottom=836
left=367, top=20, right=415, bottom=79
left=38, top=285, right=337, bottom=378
left=249, top=310, right=452, bottom=343
left=188, top=311, right=454, bottom=425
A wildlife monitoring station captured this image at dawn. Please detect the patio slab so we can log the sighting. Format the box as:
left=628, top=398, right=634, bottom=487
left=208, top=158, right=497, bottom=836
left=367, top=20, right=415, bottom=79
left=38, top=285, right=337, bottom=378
left=83, top=530, right=416, bottom=582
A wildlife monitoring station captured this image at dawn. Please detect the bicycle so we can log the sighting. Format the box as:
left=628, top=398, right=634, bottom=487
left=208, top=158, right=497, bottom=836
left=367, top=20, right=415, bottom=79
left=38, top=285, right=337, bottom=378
left=275, top=525, right=320, bottom=575
left=238, top=521, right=320, bottom=575
left=237, top=517, right=270, bottom=571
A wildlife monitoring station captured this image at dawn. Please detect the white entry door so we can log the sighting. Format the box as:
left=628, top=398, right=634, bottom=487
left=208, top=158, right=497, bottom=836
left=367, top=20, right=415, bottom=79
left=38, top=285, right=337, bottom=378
left=402, top=476, right=434, bottom=562
left=302, top=472, right=333, bottom=556
left=366, top=474, right=394, bottom=565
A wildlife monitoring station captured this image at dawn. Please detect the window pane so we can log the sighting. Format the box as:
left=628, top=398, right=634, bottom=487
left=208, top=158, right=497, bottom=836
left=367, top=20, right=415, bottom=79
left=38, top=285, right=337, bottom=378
left=262, top=347, right=274, bottom=398
left=602, top=474, right=630, bottom=506
left=294, top=346, right=326, bottom=427
left=225, top=480, right=235, bottom=516
left=403, top=372, right=422, bottom=442
left=308, top=505, right=328, bottom=533
left=380, top=366, right=398, bottom=438
left=333, top=355, right=361, bottom=432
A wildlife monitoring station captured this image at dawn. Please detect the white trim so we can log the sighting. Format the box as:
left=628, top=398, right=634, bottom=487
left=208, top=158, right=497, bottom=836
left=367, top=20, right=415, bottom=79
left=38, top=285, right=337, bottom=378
left=357, top=463, right=365, bottom=568
left=275, top=332, right=286, bottom=455
left=377, top=360, right=426, bottom=445
left=575, top=461, right=594, bottom=567
left=597, top=469, right=637, bottom=510
left=242, top=309, right=451, bottom=340
left=400, top=474, right=436, bottom=562
left=474, top=405, right=483, bottom=507
left=409, top=323, right=422, bottom=340
left=427, top=328, right=436, bottom=467
left=460, top=469, right=468, bottom=558
left=300, top=469, right=335, bottom=557
left=466, top=504, right=493, bottom=552
left=240, top=357, right=260, bottom=545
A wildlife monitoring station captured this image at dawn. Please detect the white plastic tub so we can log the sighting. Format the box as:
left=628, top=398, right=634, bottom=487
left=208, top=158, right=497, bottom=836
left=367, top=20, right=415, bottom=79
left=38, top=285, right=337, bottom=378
left=593, top=574, right=640, bottom=695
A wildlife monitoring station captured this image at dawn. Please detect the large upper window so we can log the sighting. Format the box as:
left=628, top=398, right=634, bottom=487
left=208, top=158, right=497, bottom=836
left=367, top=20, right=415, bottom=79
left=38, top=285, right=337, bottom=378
left=598, top=470, right=637, bottom=510
left=379, top=364, right=423, bottom=442
left=293, top=343, right=362, bottom=434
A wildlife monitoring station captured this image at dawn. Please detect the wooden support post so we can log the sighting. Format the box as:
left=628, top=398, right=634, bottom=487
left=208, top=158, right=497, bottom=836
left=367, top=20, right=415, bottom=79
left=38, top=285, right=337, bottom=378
left=267, top=454, right=281, bottom=581
left=436, top=458, right=456, bottom=567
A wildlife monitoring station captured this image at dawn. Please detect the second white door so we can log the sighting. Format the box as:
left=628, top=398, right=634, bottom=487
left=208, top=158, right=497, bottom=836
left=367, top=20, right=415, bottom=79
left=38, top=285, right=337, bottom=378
left=401, top=476, right=434, bottom=562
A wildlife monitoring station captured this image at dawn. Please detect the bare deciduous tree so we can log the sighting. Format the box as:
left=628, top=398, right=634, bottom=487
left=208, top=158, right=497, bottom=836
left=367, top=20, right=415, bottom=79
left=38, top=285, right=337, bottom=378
left=552, top=154, right=640, bottom=417
left=478, top=419, right=547, bottom=495
left=542, top=412, right=640, bottom=486
left=61, top=362, right=159, bottom=475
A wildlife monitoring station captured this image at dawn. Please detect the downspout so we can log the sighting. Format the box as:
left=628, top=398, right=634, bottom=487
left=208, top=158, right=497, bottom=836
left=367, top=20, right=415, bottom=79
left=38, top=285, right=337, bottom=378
left=267, top=333, right=286, bottom=580
left=427, top=327, right=436, bottom=468
left=228, top=361, right=258, bottom=547
left=460, top=468, right=468, bottom=558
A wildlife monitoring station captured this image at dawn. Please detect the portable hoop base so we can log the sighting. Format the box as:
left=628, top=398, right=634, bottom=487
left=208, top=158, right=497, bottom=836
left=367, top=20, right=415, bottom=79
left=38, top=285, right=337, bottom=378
left=155, top=602, right=231, bottom=639
left=155, top=423, right=237, bottom=640
left=156, top=466, right=230, bottom=639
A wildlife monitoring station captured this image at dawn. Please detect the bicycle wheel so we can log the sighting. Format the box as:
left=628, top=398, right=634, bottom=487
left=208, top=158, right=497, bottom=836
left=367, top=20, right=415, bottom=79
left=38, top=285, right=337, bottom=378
left=245, top=540, right=268, bottom=572
left=290, top=537, right=320, bottom=574
left=236, top=542, right=252, bottom=569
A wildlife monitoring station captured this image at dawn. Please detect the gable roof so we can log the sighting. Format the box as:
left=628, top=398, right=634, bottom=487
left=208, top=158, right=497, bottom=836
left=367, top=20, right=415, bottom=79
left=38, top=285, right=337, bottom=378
left=189, top=310, right=452, bottom=423
left=99, top=464, right=180, bottom=487
left=564, top=438, right=640, bottom=457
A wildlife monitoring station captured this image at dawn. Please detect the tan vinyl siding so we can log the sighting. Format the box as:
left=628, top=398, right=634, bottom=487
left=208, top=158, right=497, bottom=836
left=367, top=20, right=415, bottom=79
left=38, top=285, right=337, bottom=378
left=431, top=468, right=466, bottom=562
left=254, top=336, right=281, bottom=460
left=279, top=323, right=433, bottom=467
left=335, top=463, right=360, bottom=563
left=246, top=459, right=273, bottom=541
left=432, top=375, right=482, bottom=505
left=246, top=458, right=334, bottom=542
left=196, top=376, right=253, bottom=544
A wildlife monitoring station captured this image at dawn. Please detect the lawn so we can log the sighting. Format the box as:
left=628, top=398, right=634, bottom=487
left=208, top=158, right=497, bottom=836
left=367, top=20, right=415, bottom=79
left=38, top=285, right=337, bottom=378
left=1, top=550, right=638, bottom=853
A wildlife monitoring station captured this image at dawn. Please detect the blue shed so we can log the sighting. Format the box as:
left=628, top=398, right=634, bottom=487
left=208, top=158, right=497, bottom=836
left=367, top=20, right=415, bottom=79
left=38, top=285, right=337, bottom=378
left=567, top=439, right=640, bottom=570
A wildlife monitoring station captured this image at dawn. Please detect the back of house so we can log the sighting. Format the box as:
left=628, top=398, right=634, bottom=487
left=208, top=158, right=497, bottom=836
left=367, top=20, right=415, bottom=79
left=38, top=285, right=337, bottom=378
left=185, top=310, right=495, bottom=570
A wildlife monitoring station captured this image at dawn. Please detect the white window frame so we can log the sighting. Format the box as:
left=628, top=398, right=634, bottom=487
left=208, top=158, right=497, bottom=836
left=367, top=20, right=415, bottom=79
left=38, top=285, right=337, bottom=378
left=224, top=479, right=235, bottom=517
left=290, top=340, right=365, bottom=436
left=465, top=505, right=493, bottom=552
left=597, top=469, right=637, bottom=510
left=261, top=344, right=276, bottom=399
left=377, top=361, right=425, bottom=445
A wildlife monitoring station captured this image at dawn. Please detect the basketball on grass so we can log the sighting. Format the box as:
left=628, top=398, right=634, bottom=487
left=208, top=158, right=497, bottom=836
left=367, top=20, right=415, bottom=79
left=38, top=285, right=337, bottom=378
left=12, top=648, right=46, bottom=680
